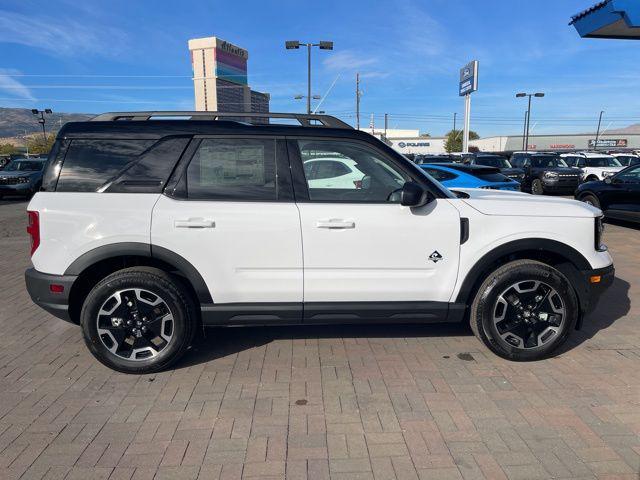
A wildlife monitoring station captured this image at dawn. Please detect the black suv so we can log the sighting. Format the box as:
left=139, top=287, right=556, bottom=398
left=510, top=152, right=580, bottom=195
left=463, top=153, right=525, bottom=184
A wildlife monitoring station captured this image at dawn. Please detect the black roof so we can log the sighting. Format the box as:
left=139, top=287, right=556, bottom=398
left=421, top=163, right=501, bottom=174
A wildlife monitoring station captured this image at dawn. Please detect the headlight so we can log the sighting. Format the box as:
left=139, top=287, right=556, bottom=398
left=595, top=216, right=607, bottom=251
left=17, top=177, right=31, bottom=184
left=543, top=171, right=559, bottom=180
left=602, top=171, right=615, bottom=177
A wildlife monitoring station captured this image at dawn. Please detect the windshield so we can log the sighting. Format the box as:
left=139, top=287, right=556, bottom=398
left=585, top=157, right=622, bottom=167
left=475, top=156, right=512, bottom=168
left=4, top=160, right=45, bottom=172
left=530, top=156, right=568, bottom=168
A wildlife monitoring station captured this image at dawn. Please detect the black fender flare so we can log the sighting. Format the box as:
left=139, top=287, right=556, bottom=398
left=455, top=238, right=591, bottom=309
left=64, top=242, right=213, bottom=303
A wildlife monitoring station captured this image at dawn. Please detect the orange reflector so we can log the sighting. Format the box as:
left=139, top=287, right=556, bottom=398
left=589, top=275, right=602, bottom=284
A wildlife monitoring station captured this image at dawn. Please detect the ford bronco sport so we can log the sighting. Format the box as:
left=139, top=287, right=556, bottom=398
left=25, top=112, right=614, bottom=373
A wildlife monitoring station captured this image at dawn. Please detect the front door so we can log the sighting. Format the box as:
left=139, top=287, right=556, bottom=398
left=289, top=138, right=461, bottom=319
left=151, top=137, right=303, bottom=321
left=608, top=165, right=640, bottom=221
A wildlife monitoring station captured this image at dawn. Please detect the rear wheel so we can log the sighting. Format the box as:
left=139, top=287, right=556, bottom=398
left=581, top=194, right=600, bottom=209
left=470, top=260, right=578, bottom=361
left=80, top=267, right=196, bottom=374
left=531, top=179, right=544, bottom=195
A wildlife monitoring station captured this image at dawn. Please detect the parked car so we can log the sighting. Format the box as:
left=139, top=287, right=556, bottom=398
left=575, top=163, right=640, bottom=223
left=510, top=152, right=581, bottom=195
left=611, top=153, right=640, bottom=167
left=25, top=111, right=613, bottom=373
left=0, top=158, right=46, bottom=199
left=463, top=153, right=525, bottom=184
left=302, top=157, right=366, bottom=189
left=559, top=152, right=624, bottom=182
left=419, top=163, right=521, bottom=191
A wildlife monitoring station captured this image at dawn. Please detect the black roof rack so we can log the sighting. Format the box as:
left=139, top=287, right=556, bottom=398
left=90, top=111, right=352, bottom=129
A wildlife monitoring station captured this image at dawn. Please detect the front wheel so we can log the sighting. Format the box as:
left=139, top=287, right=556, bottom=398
left=531, top=179, right=544, bottom=195
left=580, top=194, right=600, bottom=209
left=470, top=260, right=578, bottom=361
left=80, top=267, right=197, bottom=374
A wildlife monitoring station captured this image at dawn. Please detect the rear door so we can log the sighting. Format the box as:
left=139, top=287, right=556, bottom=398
left=289, top=137, right=461, bottom=320
left=151, top=136, right=303, bottom=321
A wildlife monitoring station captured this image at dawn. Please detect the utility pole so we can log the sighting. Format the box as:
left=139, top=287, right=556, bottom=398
left=516, top=93, right=544, bottom=152
left=24, top=130, right=29, bottom=158
left=594, top=110, right=604, bottom=151
left=453, top=112, right=457, bottom=136
left=384, top=113, right=388, bottom=141
left=355, top=73, right=361, bottom=130
left=369, top=113, right=375, bottom=134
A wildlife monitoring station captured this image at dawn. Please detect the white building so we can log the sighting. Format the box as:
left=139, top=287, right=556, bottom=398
left=359, top=128, right=446, bottom=155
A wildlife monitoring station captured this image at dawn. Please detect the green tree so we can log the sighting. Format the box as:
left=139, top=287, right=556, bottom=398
left=443, top=129, right=479, bottom=153
left=0, top=143, right=17, bottom=155
left=26, top=134, right=56, bottom=155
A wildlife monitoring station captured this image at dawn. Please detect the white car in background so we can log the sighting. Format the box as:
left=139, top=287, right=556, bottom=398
left=560, top=152, right=624, bottom=182
left=611, top=153, right=640, bottom=167
left=303, top=157, right=366, bottom=189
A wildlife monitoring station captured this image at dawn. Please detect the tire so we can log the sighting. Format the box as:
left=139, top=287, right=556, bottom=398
left=80, top=267, right=197, bottom=374
left=469, top=260, right=578, bottom=361
left=581, top=194, right=600, bottom=209
left=531, top=179, right=544, bottom=195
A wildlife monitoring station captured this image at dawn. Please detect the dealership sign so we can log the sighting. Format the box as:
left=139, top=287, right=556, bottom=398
left=459, top=60, right=479, bottom=96
left=397, top=142, right=430, bottom=148
left=588, top=138, right=628, bottom=148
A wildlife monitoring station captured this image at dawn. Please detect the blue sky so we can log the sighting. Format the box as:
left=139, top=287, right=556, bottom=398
left=1, top=0, right=639, bottom=136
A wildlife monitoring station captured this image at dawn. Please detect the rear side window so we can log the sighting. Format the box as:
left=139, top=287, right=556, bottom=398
left=474, top=172, right=508, bottom=182
left=57, top=139, right=154, bottom=192
left=422, top=168, right=456, bottom=182
left=186, top=138, right=277, bottom=201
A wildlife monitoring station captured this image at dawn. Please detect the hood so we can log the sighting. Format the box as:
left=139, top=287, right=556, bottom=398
left=456, top=188, right=599, bottom=218
left=500, top=167, right=525, bottom=176
left=539, top=167, right=579, bottom=174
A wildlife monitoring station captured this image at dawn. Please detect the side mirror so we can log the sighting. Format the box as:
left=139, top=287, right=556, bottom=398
left=400, top=182, right=433, bottom=207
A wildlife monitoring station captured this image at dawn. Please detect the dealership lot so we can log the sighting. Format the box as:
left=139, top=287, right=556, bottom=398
left=1, top=199, right=639, bottom=479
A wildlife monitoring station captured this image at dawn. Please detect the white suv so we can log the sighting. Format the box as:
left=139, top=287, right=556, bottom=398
left=560, top=152, right=624, bottom=182
left=25, top=112, right=614, bottom=373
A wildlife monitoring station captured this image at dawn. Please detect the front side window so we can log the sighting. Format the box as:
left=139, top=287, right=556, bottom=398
left=186, top=138, right=277, bottom=201
left=615, top=165, right=640, bottom=183
left=57, top=139, right=155, bottom=192
left=298, top=140, right=410, bottom=202
left=304, top=159, right=352, bottom=180
left=475, top=156, right=511, bottom=168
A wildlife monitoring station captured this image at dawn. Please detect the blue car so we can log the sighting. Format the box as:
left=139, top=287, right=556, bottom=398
left=419, top=163, right=521, bottom=191
left=0, top=158, right=46, bottom=199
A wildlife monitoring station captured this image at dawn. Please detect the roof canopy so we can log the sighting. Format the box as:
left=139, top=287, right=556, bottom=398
left=570, top=0, right=640, bottom=39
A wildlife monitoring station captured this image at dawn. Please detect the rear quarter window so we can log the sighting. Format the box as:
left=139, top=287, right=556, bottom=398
left=474, top=172, right=509, bottom=182
left=56, top=139, right=155, bottom=192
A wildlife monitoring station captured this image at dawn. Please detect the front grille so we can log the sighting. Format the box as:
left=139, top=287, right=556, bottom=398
left=0, top=177, right=20, bottom=185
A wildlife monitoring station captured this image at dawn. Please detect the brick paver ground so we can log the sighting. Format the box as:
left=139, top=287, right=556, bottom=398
left=0, top=199, right=639, bottom=480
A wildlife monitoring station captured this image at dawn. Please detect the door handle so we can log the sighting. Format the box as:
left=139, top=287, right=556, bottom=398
left=316, top=219, right=356, bottom=229
left=174, top=218, right=215, bottom=229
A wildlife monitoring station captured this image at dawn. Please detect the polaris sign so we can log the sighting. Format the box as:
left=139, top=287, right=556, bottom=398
left=459, top=60, right=479, bottom=96
left=398, top=141, right=430, bottom=148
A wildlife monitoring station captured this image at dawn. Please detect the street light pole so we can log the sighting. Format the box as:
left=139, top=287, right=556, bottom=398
left=31, top=109, right=52, bottom=143
left=522, top=110, right=528, bottom=150
left=594, top=110, right=604, bottom=151
left=516, top=93, right=544, bottom=151
left=285, top=40, right=334, bottom=114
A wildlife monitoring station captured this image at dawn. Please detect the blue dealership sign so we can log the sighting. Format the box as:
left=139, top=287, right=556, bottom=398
left=459, top=60, right=479, bottom=96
